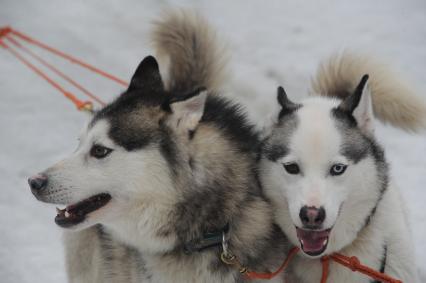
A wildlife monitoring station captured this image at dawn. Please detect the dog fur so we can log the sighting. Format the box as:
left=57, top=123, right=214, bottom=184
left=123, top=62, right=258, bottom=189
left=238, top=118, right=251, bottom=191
left=261, top=53, right=422, bottom=282
left=29, top=10, right=289, bottom=283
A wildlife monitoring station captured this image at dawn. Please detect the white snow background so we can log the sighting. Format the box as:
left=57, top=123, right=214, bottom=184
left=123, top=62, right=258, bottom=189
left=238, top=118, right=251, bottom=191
left=0, top=0, right=425, bottom=282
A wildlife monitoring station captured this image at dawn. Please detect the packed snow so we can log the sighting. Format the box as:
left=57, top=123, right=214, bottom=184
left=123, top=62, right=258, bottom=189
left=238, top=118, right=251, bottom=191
left=1, top=0, right=425, bottom=281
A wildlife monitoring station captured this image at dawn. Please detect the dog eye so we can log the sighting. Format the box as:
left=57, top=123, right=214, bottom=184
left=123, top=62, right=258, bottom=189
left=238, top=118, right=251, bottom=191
left=330, top=164, right=347, bottom=176
left=90, top=144, right=113, bottom=159
left=283, top=163, right=300, bottom=175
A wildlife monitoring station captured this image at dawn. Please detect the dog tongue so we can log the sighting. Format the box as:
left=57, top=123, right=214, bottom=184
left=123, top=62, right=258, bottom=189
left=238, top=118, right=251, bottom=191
left=296, top=228, right=330, bottom=253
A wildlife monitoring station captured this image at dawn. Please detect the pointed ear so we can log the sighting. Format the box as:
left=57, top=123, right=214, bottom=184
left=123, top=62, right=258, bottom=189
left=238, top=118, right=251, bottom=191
left=338, top=74, right=374, bottom=134
left=128, top=56, right=164, bottom=93
left=169, top=89, right=208, bottom=134
left=277, top=86, right=300, bottom=118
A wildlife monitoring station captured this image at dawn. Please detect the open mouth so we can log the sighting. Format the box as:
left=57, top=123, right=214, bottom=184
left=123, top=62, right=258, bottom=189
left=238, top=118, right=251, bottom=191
left=55, top=193, right=111, bottom=228
left=296, top=227, right=331, bottom=256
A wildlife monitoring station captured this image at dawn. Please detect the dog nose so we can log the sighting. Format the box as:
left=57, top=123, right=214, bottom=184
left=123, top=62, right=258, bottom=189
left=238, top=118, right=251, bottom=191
left=28, top=174, right=48, bottom=191
left=299, top=206, right=326, bottom=228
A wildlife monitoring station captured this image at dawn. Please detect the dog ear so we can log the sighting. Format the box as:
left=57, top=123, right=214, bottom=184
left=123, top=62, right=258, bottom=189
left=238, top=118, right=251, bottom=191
left=338, top=75, right=374, bottom=134
left=277, top=86, right=300, bottom=118
left=169, top=88, right=208, bottom=134
left=127, top=56, right=164, bottom=93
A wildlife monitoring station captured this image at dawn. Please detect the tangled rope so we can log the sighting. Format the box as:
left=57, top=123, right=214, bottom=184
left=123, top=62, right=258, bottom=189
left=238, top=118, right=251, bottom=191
left=0, top=26, right=128, bottom=112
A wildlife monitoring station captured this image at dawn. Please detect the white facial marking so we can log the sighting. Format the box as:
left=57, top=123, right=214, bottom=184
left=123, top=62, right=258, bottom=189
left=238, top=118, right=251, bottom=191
left=262, top=96, right=381, bottom=255
left=40, top=118, right=178, bottom=253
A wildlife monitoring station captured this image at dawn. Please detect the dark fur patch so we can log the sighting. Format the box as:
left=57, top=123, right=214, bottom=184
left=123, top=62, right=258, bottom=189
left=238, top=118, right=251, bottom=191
left=262, top=144, right=288, bottom=162
left=202, top=95, right=261, bottom=154
left=92, top=89, right=166, bottom=150
left=262, top=110, right=300, bottom=162
left=332, top=108, right=375, bottom=163
left=331, top=107, right=389, bottom=232
left=371, top=244, right=387, bottom=283
left=89, top=82, right=288, bottom=280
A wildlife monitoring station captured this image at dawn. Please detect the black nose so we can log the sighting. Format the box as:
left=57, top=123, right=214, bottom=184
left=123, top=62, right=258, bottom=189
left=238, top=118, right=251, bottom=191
left=28, top=174, right=48, bottom=191
left=299, top=206, right=326, bottom=229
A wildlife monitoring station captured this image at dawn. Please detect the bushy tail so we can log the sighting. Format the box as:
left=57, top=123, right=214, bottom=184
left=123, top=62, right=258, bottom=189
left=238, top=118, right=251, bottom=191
left=311, top=52, right=426, bottom=132
left=151, top=9, right=228, bottom=93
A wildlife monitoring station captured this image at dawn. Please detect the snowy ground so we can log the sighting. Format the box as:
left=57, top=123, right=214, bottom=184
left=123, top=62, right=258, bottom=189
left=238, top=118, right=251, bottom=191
left=0, top=0, right=425, bottom=282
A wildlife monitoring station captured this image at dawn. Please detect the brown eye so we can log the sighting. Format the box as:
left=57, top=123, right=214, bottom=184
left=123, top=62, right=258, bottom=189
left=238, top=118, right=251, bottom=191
left=330, top=164, right=347, bottom=176
left=283, top=163, right=300, bottom=175
left=90, top=144, right=113, bottom=159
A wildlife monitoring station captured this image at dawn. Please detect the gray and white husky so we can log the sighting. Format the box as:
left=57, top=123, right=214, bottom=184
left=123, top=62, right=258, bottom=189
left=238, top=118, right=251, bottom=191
left=28, top=10, right=290, bottom=283
left=261, top=53, right=425, bottom=282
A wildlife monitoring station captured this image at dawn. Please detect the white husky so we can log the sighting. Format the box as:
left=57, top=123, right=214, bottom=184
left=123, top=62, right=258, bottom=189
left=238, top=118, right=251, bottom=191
left=261, top=53, right=425, bottom=282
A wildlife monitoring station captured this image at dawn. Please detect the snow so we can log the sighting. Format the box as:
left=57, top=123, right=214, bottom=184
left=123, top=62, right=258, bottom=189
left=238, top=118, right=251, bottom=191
left=0, top=0, right=425, bottom=281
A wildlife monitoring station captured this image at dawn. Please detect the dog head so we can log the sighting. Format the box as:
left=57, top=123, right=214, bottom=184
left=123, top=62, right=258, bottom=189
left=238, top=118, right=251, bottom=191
left=262, top=75, right=388, bottom=257
left=28, top=56, right=208, bottom=252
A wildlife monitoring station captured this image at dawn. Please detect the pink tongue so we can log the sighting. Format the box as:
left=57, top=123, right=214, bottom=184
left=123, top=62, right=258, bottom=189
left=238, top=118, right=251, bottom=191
left=296, top=228, right=330, bottom=252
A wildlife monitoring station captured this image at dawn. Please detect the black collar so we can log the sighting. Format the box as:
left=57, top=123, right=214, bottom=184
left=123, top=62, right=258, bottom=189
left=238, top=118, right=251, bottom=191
left=183, top=223, right=230, bottom=254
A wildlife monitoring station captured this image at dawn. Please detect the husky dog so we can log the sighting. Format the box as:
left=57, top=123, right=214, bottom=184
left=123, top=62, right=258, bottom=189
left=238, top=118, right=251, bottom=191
left=28, top=10, right=289, bottom=283
left=261, top=53, right=425, bottom=282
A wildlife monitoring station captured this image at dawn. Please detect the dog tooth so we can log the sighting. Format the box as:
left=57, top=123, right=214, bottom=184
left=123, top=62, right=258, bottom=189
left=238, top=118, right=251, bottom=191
left=65, top=211, right=70, bottom=218
left=323, top=239, right=328, bottom=246
left=56, top=207, right=61, bottom=214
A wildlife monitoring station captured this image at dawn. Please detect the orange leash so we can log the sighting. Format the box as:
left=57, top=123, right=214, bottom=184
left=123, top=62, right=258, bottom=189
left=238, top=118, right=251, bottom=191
left=326, top=253, right=403, bottom=283
left=223, top=246, right=403, bottom=282
left=245, top=247, right=300, bottom=280
left=4, top=34, right=106, bottom=106
left=0, top=26, right=128, bottom=111
left=0, top=38, right=92, bottom=111
left=320, top=256, right=330, bottom=283
left=9, top=27, right=128, bottom=87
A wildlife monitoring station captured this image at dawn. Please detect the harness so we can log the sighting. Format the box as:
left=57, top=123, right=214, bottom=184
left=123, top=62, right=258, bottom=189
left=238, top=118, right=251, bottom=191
left=184, top=227, right=401, bottom=283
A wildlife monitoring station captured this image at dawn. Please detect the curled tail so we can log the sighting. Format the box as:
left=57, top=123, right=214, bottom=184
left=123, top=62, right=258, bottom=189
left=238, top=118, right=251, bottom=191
left=151, top=9, right=228, bottom=94
left=311, top=52, right=426, bottom=132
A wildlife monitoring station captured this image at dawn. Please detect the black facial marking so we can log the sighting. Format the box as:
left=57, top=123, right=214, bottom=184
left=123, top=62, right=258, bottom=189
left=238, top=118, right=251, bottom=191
left=332, top=101, right=389, bottom=236
left=108, top=122, right=156, bottom=151
left=90, top=56, right=169, bottom=152
left=332, top=108, right=369, bottom=163
left=262, top=108, right=300, bottom=163
left=263, top=144, right=288, bottom=162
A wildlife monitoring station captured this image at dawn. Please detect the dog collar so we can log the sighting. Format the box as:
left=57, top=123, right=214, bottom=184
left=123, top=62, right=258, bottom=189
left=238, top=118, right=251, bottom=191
left=183, top=223, right=229, bottom=254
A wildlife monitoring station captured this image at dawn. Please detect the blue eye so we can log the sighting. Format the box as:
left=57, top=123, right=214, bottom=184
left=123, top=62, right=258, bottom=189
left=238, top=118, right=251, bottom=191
left=330, top=164, right=347, bottom=176
left=283, top=163, right=300, bottom=175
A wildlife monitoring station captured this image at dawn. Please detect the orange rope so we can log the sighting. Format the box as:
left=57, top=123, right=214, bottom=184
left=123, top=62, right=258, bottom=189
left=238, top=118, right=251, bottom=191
left=1, top=38, right=92, bottom=111
left=245, top=247, right=300, bottom=280
left=1, top=26, right=130, bottom=111
left=327, top=253, right=403, bottom=283
left=240, top=247, right=402, bottom=283
left=320, top=256, right=330, bottom=283
left=5, top=35, right=105, bottom=106
left=9, top=28, right=128, bottom=87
